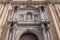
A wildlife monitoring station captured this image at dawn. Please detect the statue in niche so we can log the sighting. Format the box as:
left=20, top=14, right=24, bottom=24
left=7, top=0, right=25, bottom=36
left=34, top=15, right=38, bottom=21
left=41, top=6, right=45, bottom=12
left=26, top=12, right=32, bottom=21
left=14, top=6, right=18, bottom=13
left=20, top=14, right=24, bottom=21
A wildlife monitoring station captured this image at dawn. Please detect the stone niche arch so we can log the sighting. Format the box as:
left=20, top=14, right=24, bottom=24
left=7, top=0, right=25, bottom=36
left=19, top=33, right=38, bottom=40
left=15, top=29, right=42, bottom=40
left=26, top=12, right=32, bottom=21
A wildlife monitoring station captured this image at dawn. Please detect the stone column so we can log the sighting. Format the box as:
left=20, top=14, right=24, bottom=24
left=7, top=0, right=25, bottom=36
left=47, top=24, right=53, bottom=40
left=7, top=23, right=15, bottom=40
left=45, top=24, right=50, bottom=40
left=39, top=7, right=45, bottom=23
left=8, top=26, right=13, bottom=40
left=13, top=11, right=17, bottom=21
left=49, top=28, right=54, bottom=40
left=45, top=24, right=53, bottom=40
left=9, top=32, right=13, bottom=40
left=0, top=27, right=2, bottom=38
left=44, top=8, right=49, bottom=22
left=12, top=24, right=17, bottom=40
left=0, top=5, right=8, bottom=27
left=5, top=24, right=11, bottom=40
left=41, top=24, right=47, bottom=40
left=47, top=31, right=51, bottom=40
left=10, top=9, right=14, bottom=20
left=49, top=5, right=60, bottom=40
left=13, top=6, right=18, bottom=21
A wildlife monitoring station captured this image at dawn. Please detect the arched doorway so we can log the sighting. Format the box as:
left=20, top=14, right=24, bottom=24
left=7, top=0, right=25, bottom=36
left=19, top=33, right=38, bottom=40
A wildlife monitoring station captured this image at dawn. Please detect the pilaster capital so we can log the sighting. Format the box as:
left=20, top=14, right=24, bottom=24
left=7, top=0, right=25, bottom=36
left=41, top=24, right=45, bottom=28
left=7, top=24, right=11, bottom=28
left=47, top=24, right=51, bottom=28
left=13, top=24, right=17, bottom=28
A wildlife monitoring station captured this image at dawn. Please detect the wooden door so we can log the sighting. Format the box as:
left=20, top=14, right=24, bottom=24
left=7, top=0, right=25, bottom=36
left=20, top=33, right=38, bottom=40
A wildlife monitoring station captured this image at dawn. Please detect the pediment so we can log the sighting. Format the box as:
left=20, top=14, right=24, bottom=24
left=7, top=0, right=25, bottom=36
left=20, top=5, right=37, bottom=10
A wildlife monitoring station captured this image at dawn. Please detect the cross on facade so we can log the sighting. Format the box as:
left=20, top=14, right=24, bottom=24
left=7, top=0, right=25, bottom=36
left=28, top=0, right=31, bottom=1
left=27, top=0, right=32, bottom=6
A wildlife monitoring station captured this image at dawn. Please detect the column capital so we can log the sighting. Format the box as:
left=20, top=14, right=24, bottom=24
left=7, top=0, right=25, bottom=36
left=13, top=24, right=17, bottom=28
left=41, top=24, right=45, bottom=28
left=7, top=24, right=11, bottom=28
left=47, top=24, right=51, bottom=29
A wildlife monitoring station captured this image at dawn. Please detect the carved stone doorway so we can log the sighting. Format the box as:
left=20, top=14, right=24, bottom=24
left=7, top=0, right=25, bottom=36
left=20, top=33, right=38, bottom=40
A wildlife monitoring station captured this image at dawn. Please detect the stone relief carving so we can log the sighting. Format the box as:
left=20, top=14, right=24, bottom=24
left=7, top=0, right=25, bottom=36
left=26, top=12, right=32, bottom=21
left=6, top=5, right=52, bottom=40
left=34, top=15, right=38, bottom=21
left=19, top=12, right=39, bottom=22
left=20, top=14, right=24, bottom=21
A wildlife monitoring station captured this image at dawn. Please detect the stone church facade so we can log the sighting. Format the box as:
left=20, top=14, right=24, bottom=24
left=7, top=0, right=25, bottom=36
left=0, top=0, right=60, bottom=40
